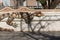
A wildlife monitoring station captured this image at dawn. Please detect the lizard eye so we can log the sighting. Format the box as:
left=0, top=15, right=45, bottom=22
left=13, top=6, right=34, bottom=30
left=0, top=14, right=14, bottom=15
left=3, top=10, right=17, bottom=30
left=7, top=13, right=10, bottom=16
left=2, top=14, right=5, bottom=17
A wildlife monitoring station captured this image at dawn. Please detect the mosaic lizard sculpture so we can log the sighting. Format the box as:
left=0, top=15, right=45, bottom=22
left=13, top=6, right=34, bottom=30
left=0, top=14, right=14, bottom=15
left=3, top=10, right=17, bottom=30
left=0, top=11, right=44, bottom=26
left=0, top=7, right=44, bottom=32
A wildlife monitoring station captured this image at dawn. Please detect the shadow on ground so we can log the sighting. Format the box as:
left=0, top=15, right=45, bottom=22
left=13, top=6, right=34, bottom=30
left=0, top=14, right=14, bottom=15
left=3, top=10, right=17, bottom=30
left=0, top=31, right=60, bottom=40
left=38, top=32, right=60, bottom=40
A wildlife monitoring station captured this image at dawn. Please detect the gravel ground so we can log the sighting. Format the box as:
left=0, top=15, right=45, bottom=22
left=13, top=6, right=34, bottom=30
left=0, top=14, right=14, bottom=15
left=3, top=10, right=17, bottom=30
left=0, top=31, right=60, bottom=40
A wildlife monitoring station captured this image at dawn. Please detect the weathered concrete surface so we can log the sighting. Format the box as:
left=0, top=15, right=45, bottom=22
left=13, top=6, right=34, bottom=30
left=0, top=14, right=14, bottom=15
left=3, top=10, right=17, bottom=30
left=0, top=31, right=60, bottom=40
